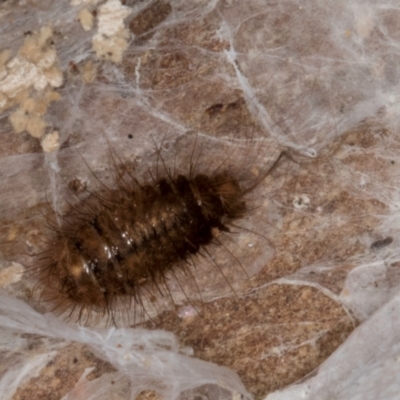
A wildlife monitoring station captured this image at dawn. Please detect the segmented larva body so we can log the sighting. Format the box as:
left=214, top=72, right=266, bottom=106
left=37, top=170, right=247, bottom=324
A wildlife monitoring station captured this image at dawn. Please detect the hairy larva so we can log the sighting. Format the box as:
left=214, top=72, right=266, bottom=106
left=29, top=132, right=285, bottom=326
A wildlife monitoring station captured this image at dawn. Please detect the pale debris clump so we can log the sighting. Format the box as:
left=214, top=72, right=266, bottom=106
left=78, top=8, right=94, bottom=31
left=82, top=61, right=97, bottom=83
left=92, top=0, right=132, bottom=63
left=8, top=92, right=60, bottom=138
left=0, top=263, right=24, bottom=288
left=41, top=130, right=60, bottom=153
left=0, top=26, right=63, bottom=147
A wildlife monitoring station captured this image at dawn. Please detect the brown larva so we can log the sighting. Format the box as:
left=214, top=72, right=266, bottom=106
left=30, top=132, right=284, bottom=326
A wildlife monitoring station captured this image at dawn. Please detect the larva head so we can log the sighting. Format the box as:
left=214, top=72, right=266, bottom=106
left=191, top=173, right=247, bottom=221
left=38, top=236, right=109, bottom=319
